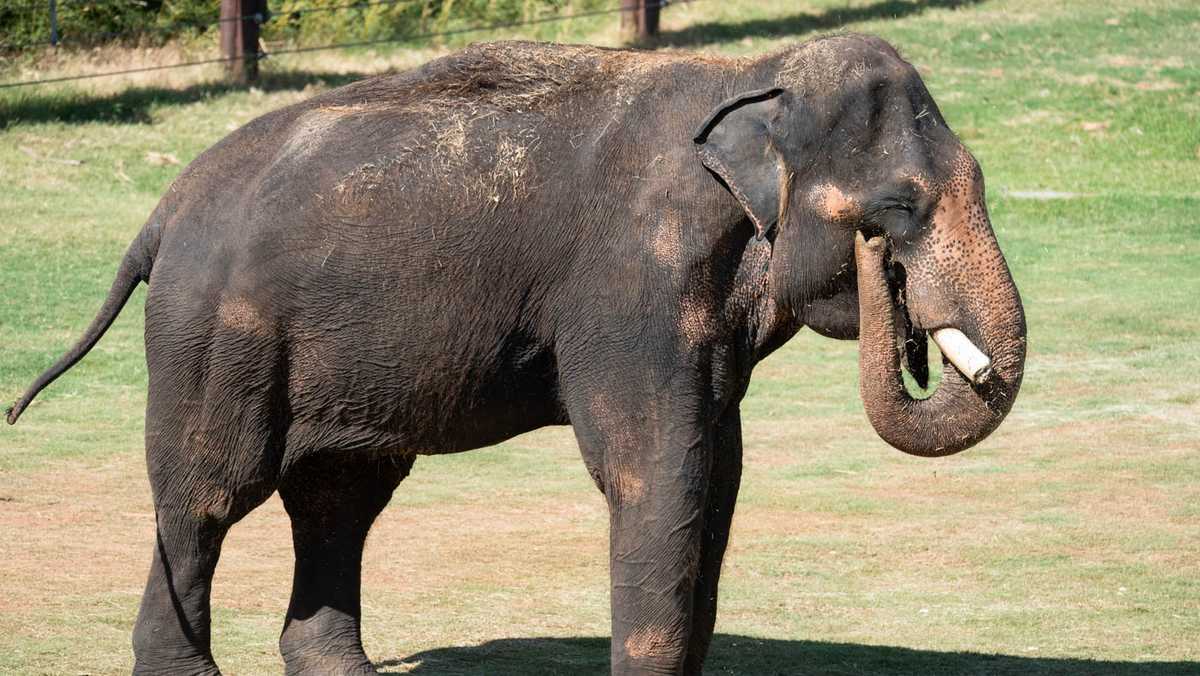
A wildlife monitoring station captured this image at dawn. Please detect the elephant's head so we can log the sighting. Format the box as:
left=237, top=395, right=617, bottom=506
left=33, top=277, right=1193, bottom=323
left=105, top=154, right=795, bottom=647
left=694, top=35, right=1026, bottom=456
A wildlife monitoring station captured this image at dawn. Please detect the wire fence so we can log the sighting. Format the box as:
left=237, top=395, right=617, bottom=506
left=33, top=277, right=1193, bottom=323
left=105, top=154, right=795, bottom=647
left=1, top=1, right=396, bottom=52
left=1, top=12, right=262, bottom=53
left=0, top=0, right=691, bottom=89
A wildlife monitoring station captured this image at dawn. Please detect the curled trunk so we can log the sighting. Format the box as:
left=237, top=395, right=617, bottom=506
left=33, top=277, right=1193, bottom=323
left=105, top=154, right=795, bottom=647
left=854, top=233, right=1025, bottom=456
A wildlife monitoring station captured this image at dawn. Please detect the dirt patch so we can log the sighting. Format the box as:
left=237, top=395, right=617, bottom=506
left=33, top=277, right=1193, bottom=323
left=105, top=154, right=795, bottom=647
left=1004, top=189, right=1088, bottom=200
left=1003, top=109, right=1067, bottom=128
left=774, top=36, right=871, bottom=94
left=678, top=290, right=717, bottom=348
left=809, top=183, right=859, bottom=222
left=278, top=106, right=358, bottom=162
left=612, top=465, right=647, bottom=504
left=624, top=625, right=679, bottom=660
left=650, top=208, right=684, bottom=271
left=216, top=296, right=272, bottom=336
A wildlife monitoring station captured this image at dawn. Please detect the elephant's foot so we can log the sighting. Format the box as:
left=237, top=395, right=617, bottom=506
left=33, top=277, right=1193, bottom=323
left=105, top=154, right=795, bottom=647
left=281, top=649, right=378, bottom=676
left=132, top=653, right=222, bottom=676
left=280, top=608, right=378, bottom=676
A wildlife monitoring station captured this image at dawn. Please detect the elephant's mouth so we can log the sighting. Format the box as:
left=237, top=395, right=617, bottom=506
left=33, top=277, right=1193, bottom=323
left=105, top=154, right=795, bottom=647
left=885, top=260, right=932, bottom=393
left=855, top=233, right=1024, bottom=456
left=885, top=257, right=995, bottom=398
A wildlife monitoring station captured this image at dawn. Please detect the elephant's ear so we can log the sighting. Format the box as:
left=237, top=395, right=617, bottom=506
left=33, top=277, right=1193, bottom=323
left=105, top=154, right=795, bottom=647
left=694, top=87, right=791, bottom=240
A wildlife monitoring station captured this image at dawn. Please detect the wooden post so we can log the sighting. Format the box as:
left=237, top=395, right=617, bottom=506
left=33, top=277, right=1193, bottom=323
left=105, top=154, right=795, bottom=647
left=621, top=0, right=660, bottom=40
left=220, top=0, right=266, bottom=83
left=620, top=0, right=638, bottom=33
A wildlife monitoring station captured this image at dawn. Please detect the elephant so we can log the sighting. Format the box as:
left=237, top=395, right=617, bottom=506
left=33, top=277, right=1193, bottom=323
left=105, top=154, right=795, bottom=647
left=6, top=34, right=1026, bottom=675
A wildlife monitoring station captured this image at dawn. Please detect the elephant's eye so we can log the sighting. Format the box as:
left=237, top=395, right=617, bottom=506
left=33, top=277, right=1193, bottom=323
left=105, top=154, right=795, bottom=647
left=865, top=205, right=914, bottom=240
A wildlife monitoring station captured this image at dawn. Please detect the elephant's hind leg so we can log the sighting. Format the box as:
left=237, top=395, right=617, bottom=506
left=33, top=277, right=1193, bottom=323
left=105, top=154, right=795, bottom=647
left=278, top=452, right=413, bottom=676
left=132, top=329, right=287, bottom=675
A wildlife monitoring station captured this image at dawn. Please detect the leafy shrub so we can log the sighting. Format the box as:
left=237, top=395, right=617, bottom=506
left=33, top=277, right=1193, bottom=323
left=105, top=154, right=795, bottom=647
left=0, top=0, right=604, bottom=52
left=264, top=0, right=602, bottom=44
left=0, top=0, right=218, bottom=50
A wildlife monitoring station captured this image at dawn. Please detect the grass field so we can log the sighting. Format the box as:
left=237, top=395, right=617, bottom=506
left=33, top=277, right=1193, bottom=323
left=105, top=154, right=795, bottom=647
left=1, top=0, right=1198, bottom=673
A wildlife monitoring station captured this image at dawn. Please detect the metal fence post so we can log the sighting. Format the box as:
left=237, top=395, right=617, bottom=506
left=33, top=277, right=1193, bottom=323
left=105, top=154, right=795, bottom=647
left=48, top=0, right=59, bottom=46
left=640, top=0, right=661, bottom=38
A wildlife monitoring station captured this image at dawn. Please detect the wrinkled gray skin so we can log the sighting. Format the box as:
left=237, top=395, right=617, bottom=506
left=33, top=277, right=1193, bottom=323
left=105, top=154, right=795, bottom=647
left=7, top=35, right=1025, bottom=675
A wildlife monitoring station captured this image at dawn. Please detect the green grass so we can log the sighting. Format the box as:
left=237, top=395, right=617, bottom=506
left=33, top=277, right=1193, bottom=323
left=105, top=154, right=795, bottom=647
left=2, top=0, right=1199, bottom=673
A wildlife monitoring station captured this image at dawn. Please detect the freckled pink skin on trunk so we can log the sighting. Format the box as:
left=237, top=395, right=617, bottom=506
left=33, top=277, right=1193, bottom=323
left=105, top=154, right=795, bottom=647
left=854, top=231, right=1025, bottom=456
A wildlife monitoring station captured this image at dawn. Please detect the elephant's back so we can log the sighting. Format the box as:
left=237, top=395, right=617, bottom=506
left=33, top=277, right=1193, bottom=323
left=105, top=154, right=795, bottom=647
left=148, top=38, right=739, bottom=281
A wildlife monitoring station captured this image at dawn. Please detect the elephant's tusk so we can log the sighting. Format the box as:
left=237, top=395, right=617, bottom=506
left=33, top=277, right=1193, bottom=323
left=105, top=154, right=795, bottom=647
left=931, top=328, right=993, bottom=384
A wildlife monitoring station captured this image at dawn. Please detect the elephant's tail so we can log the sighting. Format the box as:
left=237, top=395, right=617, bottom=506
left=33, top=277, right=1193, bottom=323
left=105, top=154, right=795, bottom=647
left=6, top=221, right=162, bottom=425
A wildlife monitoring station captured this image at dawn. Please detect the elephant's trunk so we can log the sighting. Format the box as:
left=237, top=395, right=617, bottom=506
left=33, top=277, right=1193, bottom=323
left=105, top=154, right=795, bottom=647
left=854, top=231, right=1026, bottom=457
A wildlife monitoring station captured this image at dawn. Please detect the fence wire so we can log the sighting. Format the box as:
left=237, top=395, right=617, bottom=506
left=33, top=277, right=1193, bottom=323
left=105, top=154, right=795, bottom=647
left=3, top=2, right=269, bottom=53
left=1, top=0, right=689, bottom=89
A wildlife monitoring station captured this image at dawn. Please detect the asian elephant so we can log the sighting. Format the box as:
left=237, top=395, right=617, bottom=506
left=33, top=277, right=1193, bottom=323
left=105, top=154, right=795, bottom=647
left=7, top=34, right=1025, bottom=675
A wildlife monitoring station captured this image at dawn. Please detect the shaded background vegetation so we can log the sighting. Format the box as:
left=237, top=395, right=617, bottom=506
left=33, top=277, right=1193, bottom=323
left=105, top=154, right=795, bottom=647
left=0, top=0, right=606, bottom=51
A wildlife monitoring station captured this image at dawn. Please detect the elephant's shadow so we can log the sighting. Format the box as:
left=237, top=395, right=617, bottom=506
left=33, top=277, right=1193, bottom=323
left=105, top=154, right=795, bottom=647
left=376, top=635, right=1197, bottom=674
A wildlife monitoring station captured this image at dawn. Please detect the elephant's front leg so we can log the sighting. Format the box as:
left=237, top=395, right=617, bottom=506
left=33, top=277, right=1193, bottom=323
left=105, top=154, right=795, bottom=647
left=608, top=441, right=712, bottom=675
left=684, top=409, right=743, bottom=673
left=572, top=375, right=716, bottom=675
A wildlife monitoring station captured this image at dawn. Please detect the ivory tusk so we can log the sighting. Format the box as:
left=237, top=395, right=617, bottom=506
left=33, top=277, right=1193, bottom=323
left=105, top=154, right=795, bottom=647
left=931, top=328, right=993, bottom=384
